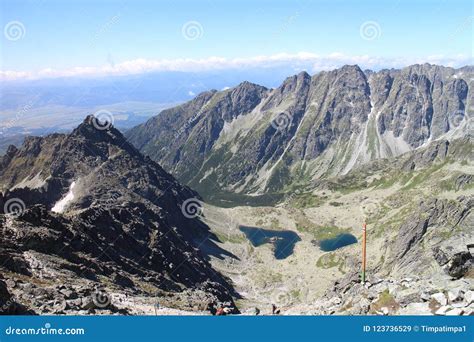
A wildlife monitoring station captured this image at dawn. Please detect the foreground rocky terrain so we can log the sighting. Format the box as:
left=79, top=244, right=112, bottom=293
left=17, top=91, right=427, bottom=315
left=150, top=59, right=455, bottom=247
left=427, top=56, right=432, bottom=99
left=288, top=276, right=474, bottom=316
left=0, top=116, right=238, bottom=315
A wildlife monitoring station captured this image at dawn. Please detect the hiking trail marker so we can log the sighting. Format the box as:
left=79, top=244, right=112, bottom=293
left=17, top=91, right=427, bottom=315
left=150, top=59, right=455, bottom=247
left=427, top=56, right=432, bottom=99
left=361, top=222, right=367, bottom=284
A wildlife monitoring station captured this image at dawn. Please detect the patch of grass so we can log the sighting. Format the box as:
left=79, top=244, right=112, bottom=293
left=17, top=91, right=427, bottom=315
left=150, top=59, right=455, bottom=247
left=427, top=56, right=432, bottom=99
left=438, top=229, right=454, bottom=240
left=438, top=177, right=457, bottom=192
left=367, top=203, right=391, bottom=226
left=134, top=279, right=160, bottom=295
left=269, top=218, right=281, bottom=229
left=464, top=268, right=474, bottom=279
left=377, top=201, right=416, bottom=234
left=372, top=175, right=399, bottom=189
left=316, top=253, right=342, bottom=269
left=271, top=272, right=283, bottom=283
left=265, top=161, right=292, bottom=193
left=213, top=231, right=247, bottom=244
left=197, top=188, right=285, bottom=208
left=328, top=175, right=368, bottom=194
left=288, top=192, right=326, bottom=209
left=1, top=270, right=55, bottom=287
left=342, top=300, right=354, bottom=311
left=290, top=289, right=301, bottom=300
left=401, top=161, right=447, bottom=191
left=370, top=289, right=400, bottom=314
left=296, top=216, right=350, bottom=240
left=428, top=298, right=441, bottom=314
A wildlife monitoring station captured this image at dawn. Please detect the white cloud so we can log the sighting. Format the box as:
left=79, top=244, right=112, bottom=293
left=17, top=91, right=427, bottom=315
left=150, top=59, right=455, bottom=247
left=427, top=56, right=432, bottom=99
left=0, top=52, right=471, bottom=81
left=188, top=90, right=195, bottom=96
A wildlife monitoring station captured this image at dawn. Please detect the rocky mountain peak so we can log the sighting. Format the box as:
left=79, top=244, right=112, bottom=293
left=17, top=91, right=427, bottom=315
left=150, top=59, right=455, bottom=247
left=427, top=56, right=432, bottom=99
left=328, top=64, right=368, bottom=89
left=225, top=81, right=269, bottom=116
left=72, top=115, right=125, bottom=144
left=66, top=114, right=149, bottom=164
left=278, top=70, right=311, bottom=93
left=0, top=117, right=238, bottom=314
left=339, top=64, right=364, bottom=74
left=234, top=80, right=267, bottom=91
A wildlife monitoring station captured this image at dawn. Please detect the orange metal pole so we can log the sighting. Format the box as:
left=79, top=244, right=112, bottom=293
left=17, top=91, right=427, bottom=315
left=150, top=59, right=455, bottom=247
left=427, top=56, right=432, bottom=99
left=361, top=222, right=367, bottom=283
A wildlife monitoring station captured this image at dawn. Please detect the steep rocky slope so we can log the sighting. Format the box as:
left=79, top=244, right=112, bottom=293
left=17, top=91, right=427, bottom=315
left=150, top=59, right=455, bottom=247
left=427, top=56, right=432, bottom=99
left=198, top=137, right=473, bottom=315
left=0, top=116, right=237, bottom=314
left=127, top=64, right=473, bottom=200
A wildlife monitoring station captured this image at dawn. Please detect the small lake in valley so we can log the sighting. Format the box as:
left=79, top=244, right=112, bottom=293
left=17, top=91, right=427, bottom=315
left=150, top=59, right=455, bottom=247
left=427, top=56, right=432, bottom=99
left=317, top=233, right=358, bottom=252
left=239, top=226, right=301, bottom=260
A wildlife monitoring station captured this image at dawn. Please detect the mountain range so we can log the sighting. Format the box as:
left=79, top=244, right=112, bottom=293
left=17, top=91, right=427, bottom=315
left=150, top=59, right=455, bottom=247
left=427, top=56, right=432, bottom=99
left=126, top=64, right=473, bottom=204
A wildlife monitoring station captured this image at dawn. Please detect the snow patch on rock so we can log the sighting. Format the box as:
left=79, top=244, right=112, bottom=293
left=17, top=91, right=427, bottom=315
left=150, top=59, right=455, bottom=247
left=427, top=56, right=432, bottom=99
left=52, top=181, right=77, bottom=213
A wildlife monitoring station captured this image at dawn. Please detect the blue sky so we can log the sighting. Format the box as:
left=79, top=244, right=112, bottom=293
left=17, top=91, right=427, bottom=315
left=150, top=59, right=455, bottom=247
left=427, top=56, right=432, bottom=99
left=0, top=0, right=472, bottom=79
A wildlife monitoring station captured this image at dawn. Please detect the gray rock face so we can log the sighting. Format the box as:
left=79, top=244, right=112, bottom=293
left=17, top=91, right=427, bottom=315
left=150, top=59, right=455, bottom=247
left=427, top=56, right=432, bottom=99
left=0, top=116, right=238, bottom=314
left=433, top=247, right=473, bottom=279
left=314, top=273, right=473, bottom=316
left=401, top=140, right=450, bottom=171
left=389, top=196, right=473, bottom=277
left=126, top=64, right=473, bottom=196
left=126, top=82, right=269, bottom=185
left=0, top=278, right=34, bottom=314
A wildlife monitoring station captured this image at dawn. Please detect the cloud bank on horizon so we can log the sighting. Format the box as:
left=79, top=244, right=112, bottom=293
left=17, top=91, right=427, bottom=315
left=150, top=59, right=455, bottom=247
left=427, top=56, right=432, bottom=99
left=1, top=0, right=472, bottom=81
left=1, top=52, right=472, bottom=81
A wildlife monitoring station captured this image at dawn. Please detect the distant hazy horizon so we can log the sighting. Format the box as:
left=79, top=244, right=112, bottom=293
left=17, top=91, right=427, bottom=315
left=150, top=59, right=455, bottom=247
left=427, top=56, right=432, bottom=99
left=1, top=0, right=472, bottom=154
left=1, top=0, right=472, bottom=81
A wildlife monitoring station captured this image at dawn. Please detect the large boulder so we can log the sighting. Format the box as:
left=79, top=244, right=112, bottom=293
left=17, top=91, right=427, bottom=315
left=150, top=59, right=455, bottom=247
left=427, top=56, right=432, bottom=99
left=432, top=246, right=473, bottom=279
left=0, top=279, right=34, bottom=315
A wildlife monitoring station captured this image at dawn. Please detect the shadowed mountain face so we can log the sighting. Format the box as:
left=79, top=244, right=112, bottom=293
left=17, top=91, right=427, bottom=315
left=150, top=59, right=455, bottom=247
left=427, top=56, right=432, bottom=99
left=126, top=64, right=473, bottom=197
left=0, top=116, right=238, bottom=314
